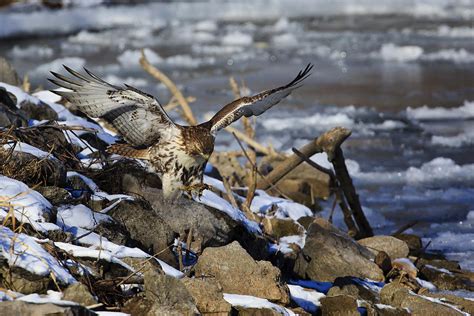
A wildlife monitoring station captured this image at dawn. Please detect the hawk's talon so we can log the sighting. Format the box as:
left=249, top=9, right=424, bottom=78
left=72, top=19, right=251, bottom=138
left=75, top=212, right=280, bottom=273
left=180, top=183, right=211, bottom=198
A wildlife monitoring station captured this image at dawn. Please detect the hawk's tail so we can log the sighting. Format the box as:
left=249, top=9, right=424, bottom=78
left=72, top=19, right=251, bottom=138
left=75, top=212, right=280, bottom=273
left=107, top=143, right=150, bottom=160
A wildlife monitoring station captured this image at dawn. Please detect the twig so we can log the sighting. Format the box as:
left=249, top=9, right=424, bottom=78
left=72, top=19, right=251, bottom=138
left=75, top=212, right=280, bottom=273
left=232, top=132, right=292, bottom=200
left=225, top=126, right=276, bottom=156
left=221, top=176, right=240, bottom=209
left=139, top=49, right=197, bottom=125
left=392, top=221, right=419, bottom=236
left=332, top=147, right=373, bottom=238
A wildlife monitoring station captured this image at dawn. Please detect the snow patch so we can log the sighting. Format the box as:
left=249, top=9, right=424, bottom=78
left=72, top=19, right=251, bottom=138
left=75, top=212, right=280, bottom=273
left=223, top=293, right=296, bottom=315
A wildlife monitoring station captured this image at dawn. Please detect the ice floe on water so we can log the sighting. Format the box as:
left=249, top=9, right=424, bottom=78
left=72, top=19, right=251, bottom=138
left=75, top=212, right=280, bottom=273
left=376, top=44, right=474, bottom=63
left=379, top=43, right=424, bottom=62
left=406, top=101, right=474, bottom=120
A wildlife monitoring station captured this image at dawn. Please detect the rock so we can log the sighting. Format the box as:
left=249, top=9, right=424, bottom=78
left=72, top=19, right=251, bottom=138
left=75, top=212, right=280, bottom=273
left=261, top=217, right=304, bottom=239
left=95, top=161, right=248, bottom=252
left=0, top=262, right=49, bottom=294
left=13, top=126, right=80, bottom=168
left=36, top=186, right=71, bottom=205
left=142, top=187, right=242, bottom=249
left=0, top=57, right=20, bottom=86
left=327, top=277, right=379, bottom=303
left=144, top=264, right=199, bottom=314
left=375, top=251, right=392, bottom=275
left=371, top=303, right=410, bottom=316
left=424, top=293, right=474, bottom=315
left=394, top=234, right=422, bottom=254
left=320, top=295, right=359, bottom=316
left=194, top=241, right=289, bottom=304
left=0, top=150, right=67, bottom=187
left=296, top=216, right=316, bottom=230
left=293, top=222, right=384, bottom=282
left=0, top=301, right=97, bottom=316
left=0, top=87, right=27, bottom=127
left=418, top=264, right=474, bottom=291
left=358, top=236, right=409, bottom=260
left=232, top=306, right=281, bottom=315
left=19, top=100, right=58, bottom=121
left=107, top=200, right=176, bottom=266
left=182, top=277, right=232, bottom=314
left=415, top=258, right=461, bottom=271
left=62, top=283, right=97, bottom=306
left=380, top=282, right=465, bottom=315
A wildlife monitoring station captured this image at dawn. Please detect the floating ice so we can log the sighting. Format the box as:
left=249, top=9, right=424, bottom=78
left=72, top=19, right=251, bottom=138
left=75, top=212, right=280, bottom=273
left=221, top=31, right=253, bottom=46
left=0, top=226, right=76, bottom=285
left=379, top=43, right=424, bottom=62
left=31, top=57, right=86, bottom=78
left=272, top=33, right=298, bottom=47
left=117, top=48, right=162, bottom=68
left=407, top=101, right=474, bottom=120
left=10, top=45, right=53, bottom=59
left=424, top=48, right=474, bottom=63
left=261, top=113, right=354, bottom=132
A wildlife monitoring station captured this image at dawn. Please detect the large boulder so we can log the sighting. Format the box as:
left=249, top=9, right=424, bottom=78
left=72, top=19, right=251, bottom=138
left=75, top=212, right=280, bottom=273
left=107, top=200, right=176, bottom=266
left=358, top=235, right=409, bottom=260
left=380, top=282, right=465, bottom=316
left=326, top=277, right=379, bottom=303
left=194, top=241, right=289, bottom=304
left=0, top=262, right=49, bottom=295
left=293, top=222, right=384, bottom=282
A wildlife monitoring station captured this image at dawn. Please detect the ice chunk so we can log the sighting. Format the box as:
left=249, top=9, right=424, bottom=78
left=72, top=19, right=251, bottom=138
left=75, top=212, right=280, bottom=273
left=407, top=101, right=474, bottom=121
left=222, top=31, right=253, bottom=46
left=379, top=43, right=423, bottom=62
left=117, top=48, right=162, bottom=68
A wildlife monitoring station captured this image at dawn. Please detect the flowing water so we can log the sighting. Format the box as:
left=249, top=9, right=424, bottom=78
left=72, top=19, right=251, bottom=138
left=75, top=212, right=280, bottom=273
left=1, top=0, right=474, bottom=269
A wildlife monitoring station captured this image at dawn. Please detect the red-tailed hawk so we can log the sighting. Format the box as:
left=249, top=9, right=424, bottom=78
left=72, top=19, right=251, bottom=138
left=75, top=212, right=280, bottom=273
left=50, top=64, right=313, bottom=199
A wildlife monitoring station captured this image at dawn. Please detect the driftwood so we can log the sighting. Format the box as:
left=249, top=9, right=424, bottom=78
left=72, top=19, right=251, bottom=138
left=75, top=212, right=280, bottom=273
left=256, top=127, right=351, bottom=189
left=257, top=127, right=373, bottom=238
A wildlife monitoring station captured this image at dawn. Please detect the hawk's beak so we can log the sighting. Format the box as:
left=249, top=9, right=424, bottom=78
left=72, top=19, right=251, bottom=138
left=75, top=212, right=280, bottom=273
left=201, top=153, right=210, bottom=160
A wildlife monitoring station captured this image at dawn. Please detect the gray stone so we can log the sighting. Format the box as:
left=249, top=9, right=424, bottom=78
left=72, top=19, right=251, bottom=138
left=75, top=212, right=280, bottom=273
left=320, top=295, right=359, bottom=316
left=107, top=199, right=176, bottom=266
left=144, top=264, right=198, bottom=315
left=62, top=283, right=97, bottom=306
left=194, top=241, right=289, bottom=304
left=0, top=301, right=97, bottom=316
left=19, top=100, right=58, bottom=121
left=36, top=186, right=71, bottom=205
left=293, top=222, right=384, bottom=282
left=327, top=276, right=379, bottom=303
left=181, top=277, right=232, bottom=314
left=0, top=262, right=49, bottom=294
left=380, top=282, right=465, bottom=315
left=358, top=236, right=409, bottom=260
left=418, top=264, right=474, bottom=291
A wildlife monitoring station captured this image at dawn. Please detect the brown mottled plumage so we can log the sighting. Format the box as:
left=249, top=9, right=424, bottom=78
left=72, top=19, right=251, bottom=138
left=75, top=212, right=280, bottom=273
left=49, top=64, right=312, bottom=198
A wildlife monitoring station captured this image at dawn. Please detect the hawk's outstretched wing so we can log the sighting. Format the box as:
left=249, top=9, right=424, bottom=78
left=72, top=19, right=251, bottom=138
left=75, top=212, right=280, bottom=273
left=207, top=63, right=313, bottom=133
left=49, top=66, right=176, bottom=147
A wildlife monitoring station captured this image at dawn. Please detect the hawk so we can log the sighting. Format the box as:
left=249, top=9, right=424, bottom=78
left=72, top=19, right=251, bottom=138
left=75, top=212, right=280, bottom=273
left=49, top=64, right=313, bottom=199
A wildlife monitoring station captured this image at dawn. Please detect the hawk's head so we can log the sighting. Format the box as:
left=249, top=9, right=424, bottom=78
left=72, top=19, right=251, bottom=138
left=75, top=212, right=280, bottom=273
left=183, top=126, right=215, bottom=160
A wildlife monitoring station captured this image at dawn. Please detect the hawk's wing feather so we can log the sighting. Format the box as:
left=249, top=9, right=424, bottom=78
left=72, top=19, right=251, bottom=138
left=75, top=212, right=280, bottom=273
left=49, top=66, right=176, bottom=147
left=208, top=63, right=313, bottom=133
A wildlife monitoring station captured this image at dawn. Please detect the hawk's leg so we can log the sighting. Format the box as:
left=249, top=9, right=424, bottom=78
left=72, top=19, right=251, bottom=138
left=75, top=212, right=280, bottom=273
left=181, top=183, right=212, bottom=198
